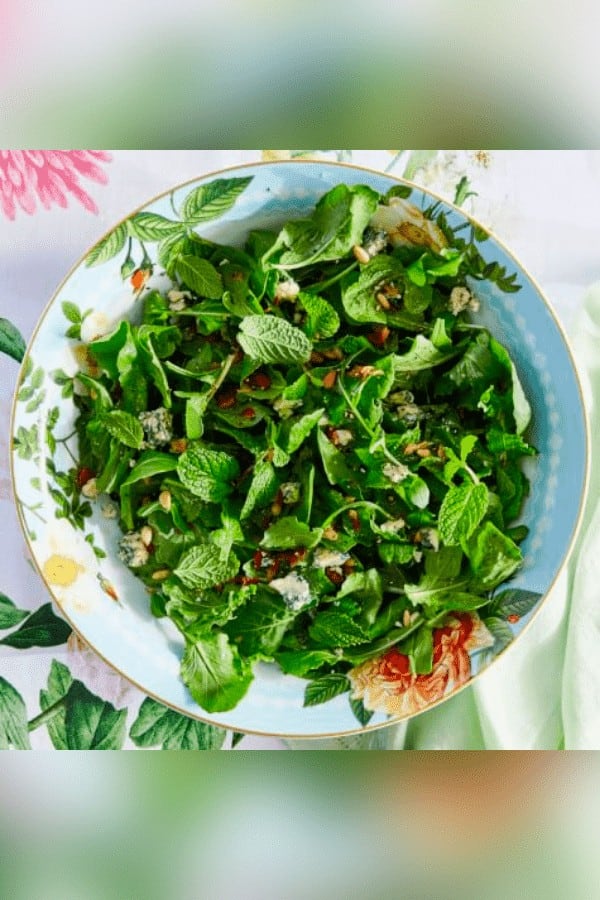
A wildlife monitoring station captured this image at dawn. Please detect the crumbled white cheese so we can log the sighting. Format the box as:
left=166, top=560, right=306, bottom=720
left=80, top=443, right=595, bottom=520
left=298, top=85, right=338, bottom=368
left=167, top=289, right=192, bottom=312
left=81, top=477, right=99, bottom=499
left=383, top=462, right=410, bottom=484
left=333, top=429, right=353, bottom=447
left=138, top=407, right=173, bottom=449
left=418, top=528, right=440, bottom=551
left=101, top=500, right=118, bottom=519
left=273, top=396, right=303, bottom=419
left=274, top=278, right=300, bottom=301
left=313, top=549, right=350, bottom=569
left=280, top=482, right=300, bottom=505
left=270, top=571, right=311, bottom=611
left=380, top=518, right=405, bottom=534
left=448, top=286, right=472, bottom=315
left=118, top=531, right=150, bottom=568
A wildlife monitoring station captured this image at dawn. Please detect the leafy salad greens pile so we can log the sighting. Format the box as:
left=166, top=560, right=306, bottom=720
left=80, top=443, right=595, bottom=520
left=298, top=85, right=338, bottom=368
left=74, top=181, right=536, bottom=719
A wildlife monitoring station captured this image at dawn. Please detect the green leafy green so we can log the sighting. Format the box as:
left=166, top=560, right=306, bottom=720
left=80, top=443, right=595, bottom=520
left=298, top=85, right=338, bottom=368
left=176, top=255, right=223, bottom=299
left=177, top=443, right=239, bottom=502
left=298, top=293, right=340, bottom=339
left=101, top=410, right=144, bottom=449
left=237, top=315, right=313, bottom=365
left=261, top=516, right=323, bottom=550
left=181, top=633, right=254, bottom=713
left=438, top=482, right=489, bottom=546
left=174, top=543, right=239, bottom=590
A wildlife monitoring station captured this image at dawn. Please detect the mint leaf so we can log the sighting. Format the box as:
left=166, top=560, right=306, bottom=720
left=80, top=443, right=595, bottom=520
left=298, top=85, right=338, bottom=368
left=465, top=521, right=522, bottom=589
left=121, top=450, right=178, bottom=486
left=129, top=697, right=226, bottom=750
left=181, top=176, right=253, bottom=224
left=237, top=315, right=312, bottom=365
left=64, top=681, right=127, bottom=750
left=39, top=659, right=73, bottom=749
left=270, top=183, right=379, bottom=270
left=342, top=255, right=403, bottom=324
left=181, top=633, right=254, bottom=713
left=0, top=593, right=29, bottom=630
left=176, top=255, right=223, bottom=300
left=174, top=544, right=239, bottom=590
left=0, top=318, right=26, bottom=362
left=240, top=461, right=278, bottom=519
left=101, top=409, right=144, bottom=449
left=275, top=649, right=339, bottom=677
left=177, top=443, right=240, bottom=502
left=261, top=516, right=323, bottom=550
left=0, top=677, right=31, bottom=749
left=486, top=428, right=535, bottom=458
left=438, top=482, right=488, bottom=546
left=0, top=602, right=71, bottom=648
left=298, top=292, right=340, bottom=339
left=309, top=611, right=368, bottom=647
left=303, top=673, right=350, bottom=707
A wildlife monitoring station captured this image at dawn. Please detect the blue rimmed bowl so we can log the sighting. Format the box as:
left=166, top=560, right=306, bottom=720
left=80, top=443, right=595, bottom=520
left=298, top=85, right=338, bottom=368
left=10, top=161, right=589, bottom=739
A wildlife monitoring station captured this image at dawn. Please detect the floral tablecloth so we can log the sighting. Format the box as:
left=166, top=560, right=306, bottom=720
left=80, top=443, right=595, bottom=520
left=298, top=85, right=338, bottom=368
left=1, top=150, right=599, bottom=749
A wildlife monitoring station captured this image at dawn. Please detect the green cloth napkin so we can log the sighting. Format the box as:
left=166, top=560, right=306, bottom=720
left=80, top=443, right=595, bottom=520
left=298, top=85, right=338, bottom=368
left=288, top=284, right=598, bottom=750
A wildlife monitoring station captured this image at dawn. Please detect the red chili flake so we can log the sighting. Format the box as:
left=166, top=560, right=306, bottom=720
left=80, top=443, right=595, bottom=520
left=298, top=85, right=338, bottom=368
left=283, top=548, right=306, bottom=568
left=507, top=614, right=520, bottom=624
left=76, top=467, right=95, bottom=489
left=130, top=268, right=150, bottom=292
left=241, top=406, right=255, bottom=419
left=325, top=567, right=345, bottom=585
left=367, top=326, right=391, bottom=347
left=248, top=371, right=271, bottom=390
left=215, top=389, right=237, bottom=410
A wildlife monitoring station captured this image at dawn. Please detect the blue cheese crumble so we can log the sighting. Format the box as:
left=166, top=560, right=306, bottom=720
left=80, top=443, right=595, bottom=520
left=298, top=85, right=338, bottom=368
left=138, top=407, right=173, bottom=449
left=269, top=571, right=311, bottom=611
left=118, top=531, right=150, bottom=568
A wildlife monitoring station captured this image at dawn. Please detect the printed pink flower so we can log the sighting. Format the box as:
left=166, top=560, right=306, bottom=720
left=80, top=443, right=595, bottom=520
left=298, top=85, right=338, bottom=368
left=349, top=612, right=494, bottom=718
left=0, top=150, right=111, bottom=220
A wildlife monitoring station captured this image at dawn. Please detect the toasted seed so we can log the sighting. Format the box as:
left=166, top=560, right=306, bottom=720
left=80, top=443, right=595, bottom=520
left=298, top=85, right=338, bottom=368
left=140, top=526, right=153, bottom=547
left=323, top=347, right=344, bottom=361
left=376, top=292, right=392, bottom=311
left=151, top=569, right=170, bottom=581
left=416, top=448, right=431, bottom=458
left=158, top=490, right=172, bottom=512
left=310, top=351, right=325, bottom=365
left=323, top=526, right=339, bottom=541
left=402, top=609, right=412, bottom=628
left=271, top=500, right=282, bottom=517
left=170, top=438, right=188, bottom=454
left=353, top=245, right=370, bottom=264
left=322, top=371, right=337, bottom=389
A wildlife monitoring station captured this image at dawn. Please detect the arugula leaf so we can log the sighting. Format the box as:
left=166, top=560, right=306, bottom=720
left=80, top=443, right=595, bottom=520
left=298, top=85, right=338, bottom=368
left=237, top=315, right=312, bottom=365
left=136, top=329, right=171, bottom=408
left=317, top=428, right=354, bottom=486
left=261, top=516, right=323, bottom=550
left=337, top=569, right=383, bottom=625
left=101, top=410, right=144, bottom=449
left=240, top=461, right=278, bottom=519
left=393, top=334, right=459, bottom=372
left=298, top=293, right=340, bottom=339
left=465, top=521, right=522, bottom=589
left=129, top=697, right=226, bottom=750
left=268, top=183, right=379, bottom=269
left=342, top=255, right=404, bottom=324
left=174, top=543, right=239, bottom=590
left=0, top=593, right=29, bottom=630
left=181, top=632, right=254, bottom=713
left=281, top=408, right=324, bottom=455
left=406, top=249, right=464, bottom=286
left=404, top=624, right=434, bottom=674
left=121, top=450, right=178, bottom=486
left=0, top=677, right=31, bottom=749
left=88, top=320, right=129, bottom=380
left=0, top=603, right=71, bottom=648
left=177, top=443, right=240, bottom=502
left=275, top=649, right=339, bottom=677
left=303, top=673, right=350, bottom=707
left=438, top=482, right=488, bottom=546
left=176, top=255, right=223, bottom=299
left=225, top=588, right=297, bottom=657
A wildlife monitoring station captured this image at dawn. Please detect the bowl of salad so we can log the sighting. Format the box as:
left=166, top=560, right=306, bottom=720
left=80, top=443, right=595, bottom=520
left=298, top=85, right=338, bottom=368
left=11, top=161, right=588, bottom=738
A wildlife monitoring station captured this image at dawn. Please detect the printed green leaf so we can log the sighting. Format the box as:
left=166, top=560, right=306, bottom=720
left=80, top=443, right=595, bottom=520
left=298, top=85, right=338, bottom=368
left=176, top=255, right=223, bottom=300
left=174, top=544, right=239, bottom=590
left=491, top=589, right=542, bottom=619
left=39, top=659, right=73, bottom=749
left=483, top=616, right=514, bottom=654
left=349, top=695, right=374, bottom=726
left=298, top=292, right=340, bottom=339
left=177, top=443, right=240, bottom=502
left=0, top=593, right=29, bottom=630
left=121, top=450, right=178, bottom=486
left=0, top=318, right=26, bottom=362
left=126, top=212, right=183, bottom=241
left=61, top=301, right=82, bottom=324
left=0, top=602, right=71, bottom=648
left=101, top=410, right=144, bottom=449
left=237, top=315, right=313, bottom=365
left=303, top=673, right=350, bottom=707
left=181, top=633, right=254, bottom=713
left=240, top=461, right=278, bottom=519
left=181, top=176, right=253, bottom=224
left=64, top=680, right=127, bottom=750
left=0, top=677, right=31, bottom=749
left=438, top=482, right=488, bottom=546
left=129, top=697, right=226, bottom=750
left=85, top=222, right=128, bottom=267
left=261, top=516, right=323, bottom=550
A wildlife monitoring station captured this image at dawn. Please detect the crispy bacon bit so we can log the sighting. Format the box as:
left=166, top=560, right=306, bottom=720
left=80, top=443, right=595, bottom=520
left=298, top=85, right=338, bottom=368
left=241, top=406, right=256, bottom=419
left=322, top=371, right=337, bottom=389
left=215, top=389, right=237, bottom=409
left=247, top=371, right=272, bottom=390
left=325, top=567, right=345, bottom=586
left=235, top=576, right=261, bottom=586
left=253, top=550, right=264, bottom=569
left=170, top=438, right=188, bottom=454
left=310, top=351, right=325, bottom=365
left=76, top=467, right=95, bottom=489
left=348, top=509, right=361, bottom=532
left=367, top=325, right=391, bottom=347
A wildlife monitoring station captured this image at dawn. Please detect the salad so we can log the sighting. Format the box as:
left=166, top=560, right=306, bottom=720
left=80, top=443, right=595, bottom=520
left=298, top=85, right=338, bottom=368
left=74, top=182, right=536, bottom=718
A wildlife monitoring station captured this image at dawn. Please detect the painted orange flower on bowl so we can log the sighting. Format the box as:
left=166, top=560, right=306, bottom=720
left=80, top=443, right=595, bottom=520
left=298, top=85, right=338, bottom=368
left=349, top=613, right=494, bottom=718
